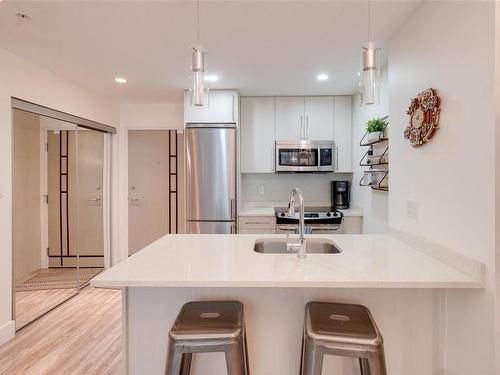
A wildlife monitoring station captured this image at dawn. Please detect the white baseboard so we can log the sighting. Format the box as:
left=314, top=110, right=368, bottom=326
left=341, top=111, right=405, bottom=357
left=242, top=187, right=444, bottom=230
left=0, top=320, right=15, bottom=346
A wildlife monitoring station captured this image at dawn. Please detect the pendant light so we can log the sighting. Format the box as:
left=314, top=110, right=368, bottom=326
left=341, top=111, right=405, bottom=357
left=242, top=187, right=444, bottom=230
left=189, top=0, right=209, bottom=107
left=359, top=0, right=380, bottom=106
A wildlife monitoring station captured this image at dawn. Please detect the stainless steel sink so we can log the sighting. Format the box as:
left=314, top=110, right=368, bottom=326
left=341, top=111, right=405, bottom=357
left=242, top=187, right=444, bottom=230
left=253, top=238, right=341, bottom=254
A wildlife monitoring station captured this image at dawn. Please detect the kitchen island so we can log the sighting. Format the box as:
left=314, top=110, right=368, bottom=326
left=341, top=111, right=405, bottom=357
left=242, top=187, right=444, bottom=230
left=92, top=234, right=484, bottom=374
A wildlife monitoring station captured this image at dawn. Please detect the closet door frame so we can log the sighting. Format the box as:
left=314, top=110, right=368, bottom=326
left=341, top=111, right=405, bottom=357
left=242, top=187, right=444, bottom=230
left=10, top=98, right=115, bottom=329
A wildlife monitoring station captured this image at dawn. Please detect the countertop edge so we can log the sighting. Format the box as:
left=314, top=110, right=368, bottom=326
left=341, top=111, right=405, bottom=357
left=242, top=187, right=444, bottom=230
left=91, top=279, right=482, bottom=289
left=389, top=228, right=485, bottom=284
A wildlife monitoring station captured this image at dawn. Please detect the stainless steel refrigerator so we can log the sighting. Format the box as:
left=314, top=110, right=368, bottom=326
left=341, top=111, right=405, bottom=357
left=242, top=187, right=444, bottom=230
left=186, top=123, right=236, bottom=234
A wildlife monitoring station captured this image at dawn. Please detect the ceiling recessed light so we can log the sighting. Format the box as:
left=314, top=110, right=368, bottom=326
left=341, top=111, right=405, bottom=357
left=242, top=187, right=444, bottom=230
left=115, top=77, right=127, bottom=84
left=317, top=74, right=329, bottom=81
left=204, top=75, right=219, bottom=82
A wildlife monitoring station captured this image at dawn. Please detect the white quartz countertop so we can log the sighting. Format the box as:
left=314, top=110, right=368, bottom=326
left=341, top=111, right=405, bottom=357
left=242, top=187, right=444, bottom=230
left=92, top=234, right=483, bottom=289
left=238, top=206, right=363, bottom=217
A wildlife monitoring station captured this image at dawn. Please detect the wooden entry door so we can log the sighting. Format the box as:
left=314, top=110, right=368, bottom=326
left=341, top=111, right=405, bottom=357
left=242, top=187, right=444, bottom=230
left=48, top=130, right=104, bottom=267
left=128, top=131, right=172, bottom=255
left=77, top=130, right=104, bottom=264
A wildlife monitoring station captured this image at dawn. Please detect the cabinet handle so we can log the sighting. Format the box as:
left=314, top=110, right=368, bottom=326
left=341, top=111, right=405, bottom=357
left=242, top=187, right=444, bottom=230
left=336, top=146, right=339, bottom=172
left=272, top=144, right=275, bottom=171
left=300, top=115, right=303, bottom=140
left=306, top=116, right=309, bottom=139
left=232, top=95, right=235, bottom=122
left=230, top=199, right=236, bottom=220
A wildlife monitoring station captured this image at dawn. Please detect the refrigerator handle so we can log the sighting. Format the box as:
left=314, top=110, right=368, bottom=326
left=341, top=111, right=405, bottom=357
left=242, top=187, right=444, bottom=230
left=230, top=198, right=236, bottom=220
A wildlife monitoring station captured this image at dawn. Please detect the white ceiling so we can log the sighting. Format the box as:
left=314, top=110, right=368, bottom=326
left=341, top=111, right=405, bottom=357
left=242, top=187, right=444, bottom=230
left=0, top=1, right=421, bottom=104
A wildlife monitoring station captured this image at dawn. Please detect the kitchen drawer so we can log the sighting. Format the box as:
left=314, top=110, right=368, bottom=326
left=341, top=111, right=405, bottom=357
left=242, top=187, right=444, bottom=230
left=239, top=228, right=277, bottom=234
left=239, top=216, right=276, bottom=230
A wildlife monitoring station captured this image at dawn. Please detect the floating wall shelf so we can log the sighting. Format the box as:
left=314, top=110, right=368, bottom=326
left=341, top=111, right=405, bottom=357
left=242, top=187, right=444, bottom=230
left=359, top=116, right=389, bottom=191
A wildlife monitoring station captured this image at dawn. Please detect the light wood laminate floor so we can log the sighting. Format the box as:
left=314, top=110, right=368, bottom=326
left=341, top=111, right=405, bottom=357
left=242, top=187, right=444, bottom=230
left=15, top=289, right=77, bottom=329
left=0, top=287, right=122, bottom=375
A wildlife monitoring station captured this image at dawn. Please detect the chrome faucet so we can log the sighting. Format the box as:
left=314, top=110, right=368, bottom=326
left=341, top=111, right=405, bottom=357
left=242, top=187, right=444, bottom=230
left=287, top=188, right=307, bottom=258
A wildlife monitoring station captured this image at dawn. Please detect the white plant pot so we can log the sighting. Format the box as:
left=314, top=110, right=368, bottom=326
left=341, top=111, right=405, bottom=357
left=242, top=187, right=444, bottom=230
left=367, top=131, right=383, bottom=143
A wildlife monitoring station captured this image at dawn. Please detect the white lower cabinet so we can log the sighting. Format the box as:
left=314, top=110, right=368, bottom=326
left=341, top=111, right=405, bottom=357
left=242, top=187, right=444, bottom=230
left=343, top=216, right=363, bottom=234
left=238, top=216, right=276, bottom=234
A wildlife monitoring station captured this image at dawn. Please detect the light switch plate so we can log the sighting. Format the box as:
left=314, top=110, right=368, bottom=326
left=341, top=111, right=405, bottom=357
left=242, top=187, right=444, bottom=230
left=407, top=200, right=418, bottom=220
left=258, top=185, right=265, bottom=195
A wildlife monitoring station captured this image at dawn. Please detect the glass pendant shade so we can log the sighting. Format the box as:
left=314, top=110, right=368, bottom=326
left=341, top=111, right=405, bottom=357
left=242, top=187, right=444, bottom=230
left=359, top=45, right=380, bottom=106
left=189, top=47, right=209, bottom=107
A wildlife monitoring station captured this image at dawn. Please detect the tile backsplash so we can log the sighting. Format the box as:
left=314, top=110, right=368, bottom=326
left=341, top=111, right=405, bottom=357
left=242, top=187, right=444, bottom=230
left=242, top=173, right=352, bottom=205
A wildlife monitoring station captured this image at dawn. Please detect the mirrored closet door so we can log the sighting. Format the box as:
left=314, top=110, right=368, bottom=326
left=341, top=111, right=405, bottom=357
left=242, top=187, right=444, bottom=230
left=13, top=108, right=110, bottom=330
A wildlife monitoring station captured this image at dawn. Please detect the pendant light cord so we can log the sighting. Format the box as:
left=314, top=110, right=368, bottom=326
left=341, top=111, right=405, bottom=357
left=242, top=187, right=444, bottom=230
left=196, top=0, right=200, bottom=46
left=367, top=0, right=371, bottom=44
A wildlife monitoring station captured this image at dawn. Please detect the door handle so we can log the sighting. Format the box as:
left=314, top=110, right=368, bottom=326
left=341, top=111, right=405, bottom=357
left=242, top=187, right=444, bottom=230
left=129, top=197, right=140, bottom=203
left=88, top=197, right=102, bottom=205
left=230, top=199, right=236, bottom=219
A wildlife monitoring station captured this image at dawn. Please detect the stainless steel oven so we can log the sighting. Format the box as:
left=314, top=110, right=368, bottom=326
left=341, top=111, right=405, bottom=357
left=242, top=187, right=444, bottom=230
left=276, top=224, right=343, bottom=234
left=275, top=141, right=335, bottom=172
left=275, top=208, right=344, bottom=234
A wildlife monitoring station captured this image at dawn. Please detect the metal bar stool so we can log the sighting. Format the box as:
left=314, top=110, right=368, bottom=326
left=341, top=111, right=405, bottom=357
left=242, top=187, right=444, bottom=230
left=301, top=302, right=387, bottom=375
left=165, top=300, right=250, bottom=375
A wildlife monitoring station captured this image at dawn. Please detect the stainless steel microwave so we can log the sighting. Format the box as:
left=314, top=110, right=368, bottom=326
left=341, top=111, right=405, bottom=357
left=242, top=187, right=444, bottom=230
left=275, top=141, right=335, bottom=172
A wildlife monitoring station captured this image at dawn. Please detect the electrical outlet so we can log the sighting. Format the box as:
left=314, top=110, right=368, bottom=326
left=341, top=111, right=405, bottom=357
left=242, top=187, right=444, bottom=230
left=258, top=185, right=265, bottom=195
left=407, top=200, right=418, bottom=220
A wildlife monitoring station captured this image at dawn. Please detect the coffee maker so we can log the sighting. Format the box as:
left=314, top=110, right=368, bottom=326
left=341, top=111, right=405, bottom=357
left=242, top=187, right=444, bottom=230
left=332, top=181, right=349, bottom=210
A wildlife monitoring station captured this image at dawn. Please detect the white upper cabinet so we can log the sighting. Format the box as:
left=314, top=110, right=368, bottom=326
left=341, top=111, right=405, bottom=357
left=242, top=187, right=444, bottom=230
left=240, top=97, right=276, bottom=173
left=239, top=95, right=352, bottom=174
left=275, top=97, right=305, bottom=141
left=333, top=96, right=352, bottom=172
left=184, top=90, right=238, bottom=124
left=276, top=96, right=334, bottom=141
left=304, top=96, right=334, bottom=141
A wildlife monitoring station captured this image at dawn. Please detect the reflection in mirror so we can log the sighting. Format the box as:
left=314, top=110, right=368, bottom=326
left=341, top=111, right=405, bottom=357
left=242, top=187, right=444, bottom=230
left=75, top=127, right=105, bottom=271
left=13, top=110, right=79, bottom=329
left=13, top=111, right=107, bottom=330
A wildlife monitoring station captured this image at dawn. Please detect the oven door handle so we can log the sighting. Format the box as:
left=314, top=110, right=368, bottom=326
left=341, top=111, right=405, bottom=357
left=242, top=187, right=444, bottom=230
left=277, top=225, right=298, bottom=231
left=277, top=224, right=342, bottom=231
left=308, top=226, right=341, bottom=231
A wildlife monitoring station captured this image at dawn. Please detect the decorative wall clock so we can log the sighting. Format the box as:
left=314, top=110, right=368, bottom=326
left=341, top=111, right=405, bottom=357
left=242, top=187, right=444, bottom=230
left=404, top=88, right=441, bottom=148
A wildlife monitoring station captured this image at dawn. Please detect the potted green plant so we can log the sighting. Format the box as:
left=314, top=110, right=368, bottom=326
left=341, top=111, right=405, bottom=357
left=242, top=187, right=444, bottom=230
left=366, top=118, right=386, bottom=143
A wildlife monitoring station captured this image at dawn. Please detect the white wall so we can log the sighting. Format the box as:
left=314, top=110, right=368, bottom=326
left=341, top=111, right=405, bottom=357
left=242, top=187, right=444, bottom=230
left=351, top=66, right=389, bottom=234
left=115, top=103, right=183, bottom=263
left=389, top=1, right=495, bottom=373
left=0, top=47, right=118, bottom=344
